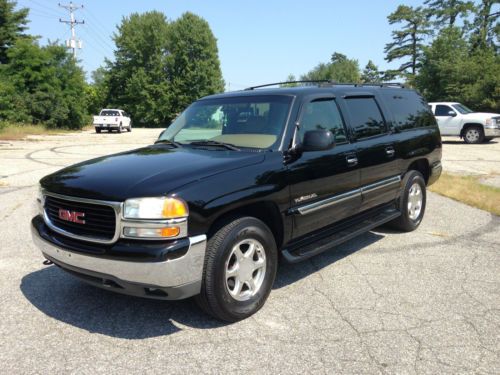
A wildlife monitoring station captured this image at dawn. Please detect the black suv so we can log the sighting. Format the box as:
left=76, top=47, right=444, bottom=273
left=32, top=83, right=442, bottom=322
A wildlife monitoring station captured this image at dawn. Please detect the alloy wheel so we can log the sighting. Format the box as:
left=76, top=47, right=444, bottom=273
left=225, top=239, right=267, bottom=301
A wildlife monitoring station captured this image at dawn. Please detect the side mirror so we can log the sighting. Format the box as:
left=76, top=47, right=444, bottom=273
left=448, top=111, right=457, bottom=117
left=301, top=130, right=335, bottom=152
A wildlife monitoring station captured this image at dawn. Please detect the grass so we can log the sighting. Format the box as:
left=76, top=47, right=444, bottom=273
left=0, top=122, right=89, bottom=140
left=429, top=172, right=500, bottom=216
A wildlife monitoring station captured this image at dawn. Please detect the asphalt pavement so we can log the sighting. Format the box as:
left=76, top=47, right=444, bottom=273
left=0, top=129, right=498, bottom=374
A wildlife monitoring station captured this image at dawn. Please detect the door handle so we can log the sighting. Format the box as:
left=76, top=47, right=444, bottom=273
left=385, top=147, right=395, bottom=157
left=346, top=156, right=358, bottom=167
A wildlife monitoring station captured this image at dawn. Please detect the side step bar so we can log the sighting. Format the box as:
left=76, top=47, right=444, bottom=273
left=282, top=208, right=401, bottom=263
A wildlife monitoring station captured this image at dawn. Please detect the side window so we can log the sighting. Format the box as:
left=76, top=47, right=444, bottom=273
left=345, top=97, right=386, bottom=139
left=380, top=90, right=436, bottom=130
left=435, top=105, right=453, bottom=116
left=298, top=99, right=347, bottom=144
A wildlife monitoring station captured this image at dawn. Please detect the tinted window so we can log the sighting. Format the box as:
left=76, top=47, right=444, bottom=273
left=380, top=90, right=436, bottom=129
left=345, top=97, right=386, bottom=138
left=299, top=99, right=347, bottom=144
left=100, top=110, right=120, bottom=116
left=435, top=105, right=454, bottom=116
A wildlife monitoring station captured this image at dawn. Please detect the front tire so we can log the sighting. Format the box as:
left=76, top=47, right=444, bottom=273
left=388, top=170, right=426, bottom=232
left=463, top=126, right=484, bottom=144
left=195, top=217, right=278, bottom=322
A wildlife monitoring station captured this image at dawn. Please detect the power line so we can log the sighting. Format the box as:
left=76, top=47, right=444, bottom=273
left=23, top=0, right=64, bottom=18
left=58, top=1, right=84, bottom=58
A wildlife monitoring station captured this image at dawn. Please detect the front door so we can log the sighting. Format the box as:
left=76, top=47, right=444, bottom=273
left=288, top=96, right=361, bottom=238
left=434, top=104, right=458, bottom=135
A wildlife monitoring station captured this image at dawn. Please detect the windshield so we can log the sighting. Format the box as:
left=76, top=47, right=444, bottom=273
left=158, top=95, right=293, bottom=149
left=100, top=110, right=120, bottom=116
left=452, top=104, right=474, bottom=114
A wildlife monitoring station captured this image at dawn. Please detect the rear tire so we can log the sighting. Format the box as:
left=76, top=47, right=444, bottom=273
left=388, top=170, right=426, bottom=232
left=95, top=128, right=101, bottom=134
left=463, top=126, right=484, bottom=144
left=195, top=216, right=277, bottom=322
left=117, top=123, right=122, bottom=133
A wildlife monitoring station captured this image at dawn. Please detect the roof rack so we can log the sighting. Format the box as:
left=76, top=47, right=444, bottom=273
left=244, top=80, right=330, bottom=90
left=244, top=81, right=405, bottom=90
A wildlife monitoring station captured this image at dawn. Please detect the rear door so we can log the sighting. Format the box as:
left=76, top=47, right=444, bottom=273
left=339, top=94, right=401, bottom=211
left=288, top=95, right=361, bottom=238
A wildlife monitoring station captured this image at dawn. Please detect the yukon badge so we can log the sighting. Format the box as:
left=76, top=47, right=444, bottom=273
left=294, top=193, right=318, bottom=204
left=58, top=208, right=86, bottom=224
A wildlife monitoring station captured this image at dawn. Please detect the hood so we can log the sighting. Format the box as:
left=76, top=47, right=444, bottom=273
left=40, top=145, right=265, bottom=201
left=463, top=112, right=500, bottom=120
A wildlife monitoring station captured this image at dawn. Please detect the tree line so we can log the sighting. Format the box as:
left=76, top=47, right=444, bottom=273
left=290, top=0, right=499, bottom=112
left=0, top=1, right=223, bottom=128
left=0, top=0, right=498, bottom=129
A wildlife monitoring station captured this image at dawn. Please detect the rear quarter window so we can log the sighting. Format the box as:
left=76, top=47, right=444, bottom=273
left=380, top=90, right=436, bottom=130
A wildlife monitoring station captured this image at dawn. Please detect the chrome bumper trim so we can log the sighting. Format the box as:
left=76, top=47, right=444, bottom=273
left=31, top=223, right=207, bottom=288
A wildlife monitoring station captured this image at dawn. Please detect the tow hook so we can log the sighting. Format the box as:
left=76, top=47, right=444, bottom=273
left=43, top=259, right=53, bottom=266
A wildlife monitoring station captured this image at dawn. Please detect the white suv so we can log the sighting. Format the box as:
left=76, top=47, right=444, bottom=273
left=428, top=102, right=500, bottom=144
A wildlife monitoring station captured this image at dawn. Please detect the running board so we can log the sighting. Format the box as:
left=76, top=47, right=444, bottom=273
left=282, top=208, right=401, bottom=263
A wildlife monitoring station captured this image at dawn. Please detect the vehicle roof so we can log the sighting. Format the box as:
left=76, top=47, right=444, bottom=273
left=428, top=102, right=460, bottom=105
left=201, top=84, right=418, bottom=101
left=100, top=109, right=123, bottom=111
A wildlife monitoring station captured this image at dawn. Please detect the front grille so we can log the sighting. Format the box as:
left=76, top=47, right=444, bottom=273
left=44, top=195, right=116, bottom=241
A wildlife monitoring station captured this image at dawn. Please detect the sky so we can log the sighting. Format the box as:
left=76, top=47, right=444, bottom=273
left=18, top=0, right=427, bottom=90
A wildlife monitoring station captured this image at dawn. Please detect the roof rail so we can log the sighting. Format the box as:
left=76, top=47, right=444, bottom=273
left=244, top=80, right=330, bottom=90
left=319, top=82, right=406, bottom=88
left=244, top=81, right=406, bottom=90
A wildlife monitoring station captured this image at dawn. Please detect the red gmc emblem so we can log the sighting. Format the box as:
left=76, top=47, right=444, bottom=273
left=58, top=208, right=86, bottom=224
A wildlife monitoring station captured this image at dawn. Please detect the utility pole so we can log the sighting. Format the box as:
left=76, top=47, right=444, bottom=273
left=58, top=2, right=84, bottom=58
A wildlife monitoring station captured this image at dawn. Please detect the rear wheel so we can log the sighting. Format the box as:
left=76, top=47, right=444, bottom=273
left=95, top=128, right=101, bottom=134
left=463, top=126, right=484, bottom=144
left=117, top=123, right=122, bottom=133
left=195, top=217, right=277, bottom=322
left=388, top=170, right=426, bottom=232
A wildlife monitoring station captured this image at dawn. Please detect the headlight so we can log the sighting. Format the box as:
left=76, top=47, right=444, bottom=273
left=485, top=118, right=493, bottom=126
left=123, top=197, right=188, bottom=219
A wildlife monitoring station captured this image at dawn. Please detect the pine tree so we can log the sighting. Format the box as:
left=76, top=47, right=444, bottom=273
left=470, top=0, right=499, bottom=50
left=424, top=0, right=475, bottom=27
left=0, top=0, right=29, bottom=64
left=384, top=5, right=433, bottom=78
left=361, top=60, right=383, bottom=83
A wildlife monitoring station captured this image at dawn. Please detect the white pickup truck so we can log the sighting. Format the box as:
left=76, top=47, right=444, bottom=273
left=428, top=102, right=500, bottom=144
left=93, top=109, right=132, bottom=133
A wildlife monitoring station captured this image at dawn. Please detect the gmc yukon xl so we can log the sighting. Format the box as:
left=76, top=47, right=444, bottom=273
left=32, top=82, right=442, bottom=322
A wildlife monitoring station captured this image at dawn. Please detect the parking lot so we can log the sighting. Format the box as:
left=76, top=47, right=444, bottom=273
left=0, top=129, right=499, bottom=374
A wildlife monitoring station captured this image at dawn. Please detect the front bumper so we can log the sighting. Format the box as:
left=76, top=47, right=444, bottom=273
left=484, top=126, right=500, bottom=137
left=31, top=218, right=207, bottom=300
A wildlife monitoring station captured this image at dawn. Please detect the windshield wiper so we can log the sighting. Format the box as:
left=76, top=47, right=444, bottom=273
left=188, top=140, right=240, bottom=151
left=154, top=139, right=182, bottom=148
